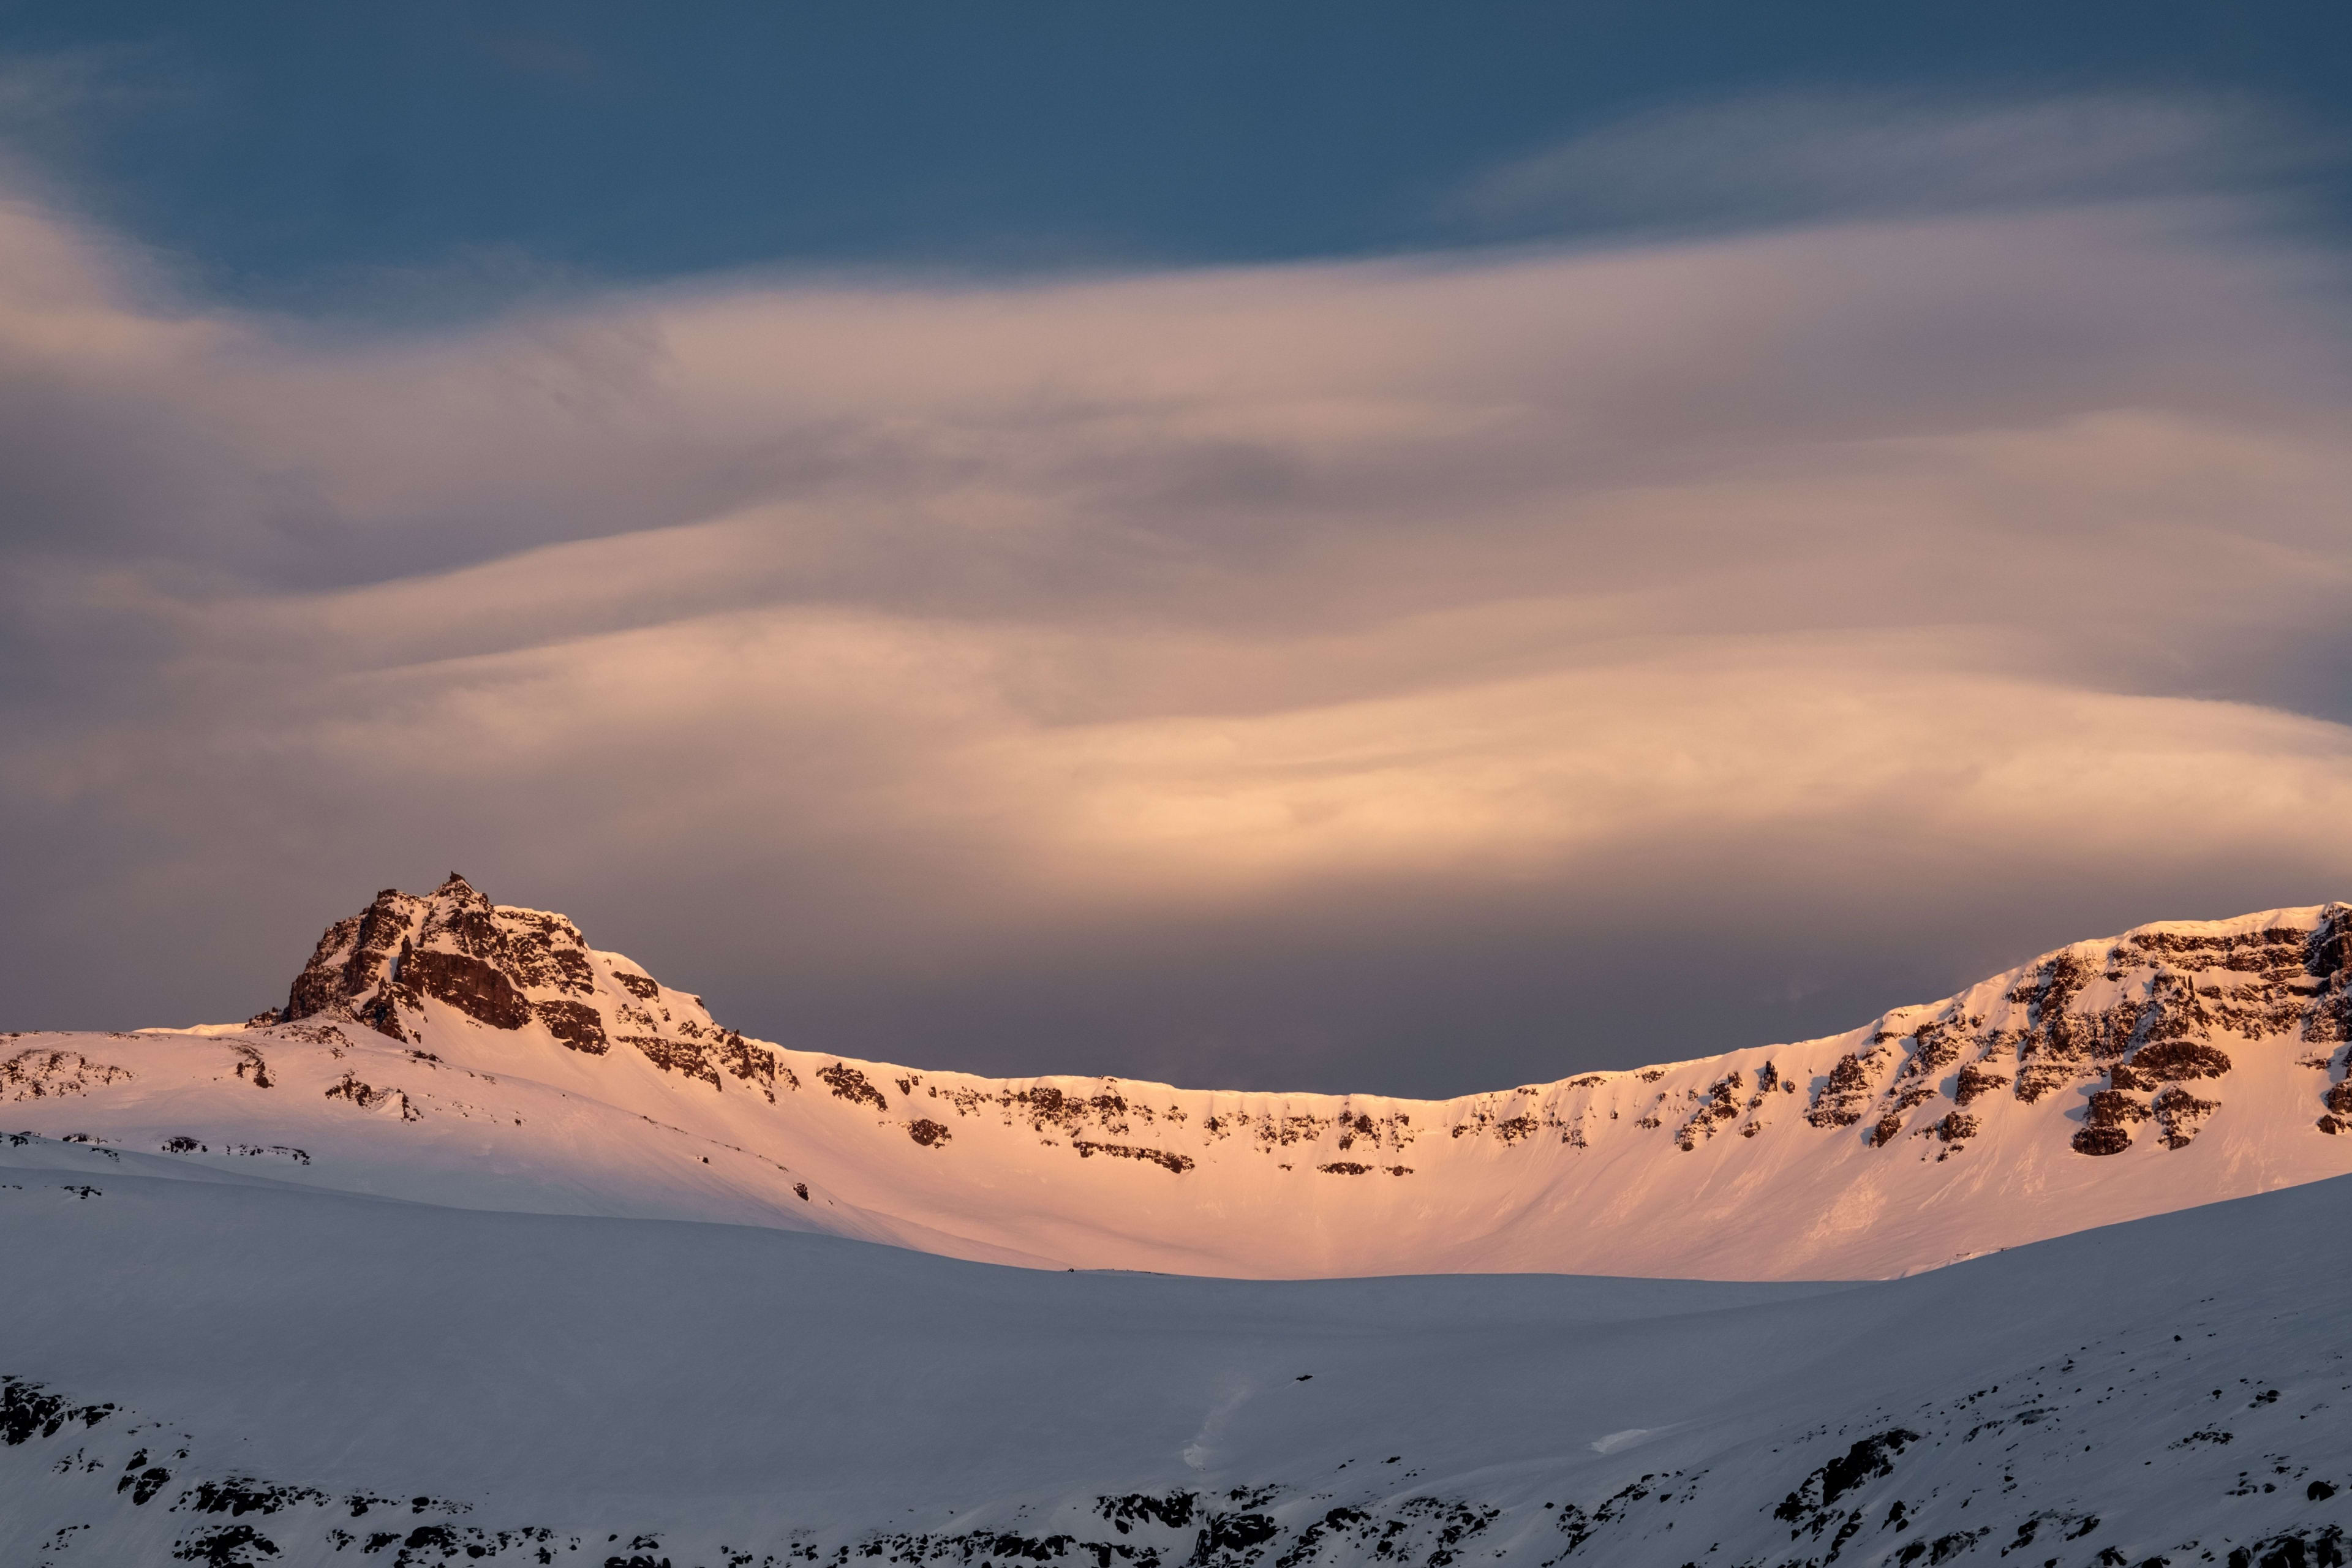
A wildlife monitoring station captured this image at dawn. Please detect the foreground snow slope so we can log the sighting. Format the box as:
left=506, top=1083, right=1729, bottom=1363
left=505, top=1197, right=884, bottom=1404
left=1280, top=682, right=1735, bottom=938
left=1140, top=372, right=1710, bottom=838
left=7, top=876, right=2352, bottom=1278
left=2, top=1136, right=2348, bottom=1568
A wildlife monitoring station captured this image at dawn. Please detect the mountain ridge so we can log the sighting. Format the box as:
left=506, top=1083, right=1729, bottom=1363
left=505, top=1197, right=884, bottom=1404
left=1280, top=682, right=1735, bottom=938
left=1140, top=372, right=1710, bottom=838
left=6, top=874, right=2350, bottom=1280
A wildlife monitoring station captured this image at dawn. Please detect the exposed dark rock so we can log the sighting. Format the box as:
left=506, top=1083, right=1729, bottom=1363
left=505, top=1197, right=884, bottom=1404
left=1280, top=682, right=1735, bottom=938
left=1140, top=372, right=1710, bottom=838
left=908, top=1119, right=951, bottom=1147
left=818, top=1063, right=888, bottom=1111
left=1, top=1376, right=113, bottom=1446
left=1808, top=1051, right=1883, bottom=1128
left=2082, top=1088, right=2150, bottom=1131
left=2014, top=1063, right=2084, bottom=1104
left=1774, top=1428, right=1921, bottom=1529
left=1953, top=1063, right=2008, bottom=1106
left=283, top=918, right=368, bottom=1023
left=1896, top=1020, right=1966, bottom=1082
left=1096, top=1491, right=1196, bottom=1533
left=2, top=1049, right=133, bottom=1102
left=2312, top=906, right=2352, bottom=981
left=2124, top=1039, right=2233, bottom=1084
left=1553, top=1477, right=1661, bottom=1555
left=2227, top=1525, right=2346, bottom=1568
left=2071, top=1125, right=2133, bottom=1156
left=181, top=1477, right=328, bottom=1516
left=284, top=890, right=425, bottom=1022
left=399, top=950, right=531, bottom=1031
left=718, top=1034, right=780, bottom=1101
left=122, top=1461, right=175, bottom=1504
left=2150, top=1084, right=2220, bottom=1150
left=2070, top=1084, right=2155, bottom=1152
left=1675, top=1072, right=1743, bottom=1150
left=2307, top=914, right=2352, bottom=1046
left=280, top=881, right=717, bottom=1074
left=1193, top=1510, right=1280, bottom=1565
left=625, top=1037, right=720, bottom=1088
left=324, top=1074, right=420, bottom=1122
left=1072, top=1140, right=1194, bottom=1174
left=2013, top=950, right=2092, bottom=1027
left=358, top=995, right=410, bottom=1043
left=494, top=910, right=597, bottom=996
left=1924, top=1111, right=1978, bottom=1144
left=533, top=1001, right=609, bottom=1055
left=172, top=1523, right=281, bottom=1566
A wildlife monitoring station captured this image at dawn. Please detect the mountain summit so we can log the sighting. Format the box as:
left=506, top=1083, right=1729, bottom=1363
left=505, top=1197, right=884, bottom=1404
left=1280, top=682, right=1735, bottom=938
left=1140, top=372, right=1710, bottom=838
left=261, top=872, right=770, bottom=1093
left=6, top=880, right=2350, bottom=1278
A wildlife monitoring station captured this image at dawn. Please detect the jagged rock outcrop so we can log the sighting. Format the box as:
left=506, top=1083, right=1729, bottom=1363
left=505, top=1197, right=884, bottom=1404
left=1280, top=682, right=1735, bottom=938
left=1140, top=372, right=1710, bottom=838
left=1805, top=906, right=2352, bottom=1158
left=279, top=875, right=576, bottom=1037
left=268, top=873, right=790, bottom=1100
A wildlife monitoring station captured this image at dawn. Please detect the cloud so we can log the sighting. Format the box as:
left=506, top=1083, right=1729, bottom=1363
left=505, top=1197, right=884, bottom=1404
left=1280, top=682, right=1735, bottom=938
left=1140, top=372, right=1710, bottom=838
left=1, top=93, right=2349, bottom=1092
left=0, top=46, right=188, bottom=138
left=1453, top=91, right=2340, bottom=236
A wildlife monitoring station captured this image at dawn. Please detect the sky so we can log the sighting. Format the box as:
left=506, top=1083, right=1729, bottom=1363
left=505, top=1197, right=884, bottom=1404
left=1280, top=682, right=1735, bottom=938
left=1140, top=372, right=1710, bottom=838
left=3, top=2, right=2351, bottom=1098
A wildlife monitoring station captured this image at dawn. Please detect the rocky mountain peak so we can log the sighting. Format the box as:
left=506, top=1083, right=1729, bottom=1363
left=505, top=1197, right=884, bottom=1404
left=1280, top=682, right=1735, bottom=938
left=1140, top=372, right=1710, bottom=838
left=271, top=876, right=641, bottom=1042
left=250, top=876, right=791, bottom=1101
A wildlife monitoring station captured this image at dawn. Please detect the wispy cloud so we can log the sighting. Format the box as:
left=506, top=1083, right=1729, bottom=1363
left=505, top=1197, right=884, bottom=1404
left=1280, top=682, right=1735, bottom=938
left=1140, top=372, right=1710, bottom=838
left=0, top=47, right=181, bottom=130
left=1453, top=91, right=2339, bottom=236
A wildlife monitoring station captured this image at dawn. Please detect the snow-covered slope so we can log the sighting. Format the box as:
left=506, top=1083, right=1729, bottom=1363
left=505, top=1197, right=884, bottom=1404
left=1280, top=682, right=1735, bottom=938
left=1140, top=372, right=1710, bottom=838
left=6, top=875, right=2351, bottom=1279
left=2, top=1133, right=2348, bottom=1568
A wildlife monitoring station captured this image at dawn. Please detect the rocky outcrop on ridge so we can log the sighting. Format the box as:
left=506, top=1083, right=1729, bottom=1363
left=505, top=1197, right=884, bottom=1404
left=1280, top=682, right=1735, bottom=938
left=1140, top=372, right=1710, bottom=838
left=263, top=873, right=795, bottom=1102
left=1797, top=907, right=2352, bottom=1159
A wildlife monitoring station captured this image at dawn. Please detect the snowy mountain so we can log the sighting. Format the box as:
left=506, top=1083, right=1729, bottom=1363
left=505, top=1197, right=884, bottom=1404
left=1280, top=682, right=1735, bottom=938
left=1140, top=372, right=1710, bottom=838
left=2, top=1129, right=2348, bottom=1568
left=8, top=876, right=2352, bottom=1567
left=6, top=874, right=2350, bottom=1280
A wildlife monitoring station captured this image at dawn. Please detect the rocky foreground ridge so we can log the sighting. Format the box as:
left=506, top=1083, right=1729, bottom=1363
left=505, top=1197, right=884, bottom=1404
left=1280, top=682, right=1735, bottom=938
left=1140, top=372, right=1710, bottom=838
left=5, top=876, right=2351, bottom=1278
